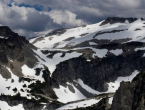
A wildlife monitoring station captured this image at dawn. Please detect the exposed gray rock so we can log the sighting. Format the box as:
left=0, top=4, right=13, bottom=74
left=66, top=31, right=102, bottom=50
left=100, top=17, right=138, bottom=26
left=111, top=68, right=145, bottom=110
left=52, top=49, right=145, bottom=92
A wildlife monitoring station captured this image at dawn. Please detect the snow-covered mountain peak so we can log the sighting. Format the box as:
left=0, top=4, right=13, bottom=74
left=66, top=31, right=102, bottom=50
left=1, top=17, right=145, bottom=110
left=30, top=18, right=144, bottom=50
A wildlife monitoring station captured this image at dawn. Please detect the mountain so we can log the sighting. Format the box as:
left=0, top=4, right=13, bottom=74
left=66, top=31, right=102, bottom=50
left=1, top=17, right=145, bottom=110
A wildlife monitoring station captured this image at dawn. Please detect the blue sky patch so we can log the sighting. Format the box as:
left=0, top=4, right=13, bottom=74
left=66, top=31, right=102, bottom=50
left=8, top=3, right=43, bottom=11
left=19, top=4, right=43, bottom=11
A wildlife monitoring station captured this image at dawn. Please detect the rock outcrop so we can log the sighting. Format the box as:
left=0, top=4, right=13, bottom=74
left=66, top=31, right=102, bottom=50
left=111, top=68, right=145, bottom=110
left=100, top=17, right=138, bottom=26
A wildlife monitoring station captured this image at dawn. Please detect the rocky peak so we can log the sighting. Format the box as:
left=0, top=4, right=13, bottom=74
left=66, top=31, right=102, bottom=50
left=110, top=68, right=145, bottom=110
left=0, top=26, right=37, bottom=78
left=0, top=26, right=17, bottom=38
left=100, top=17, right=138, bottom=26
left=0, top=26, right=28, bottom=47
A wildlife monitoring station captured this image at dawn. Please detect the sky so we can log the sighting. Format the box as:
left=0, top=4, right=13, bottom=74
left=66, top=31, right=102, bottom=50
left=0, top=0, right=145, bottom=38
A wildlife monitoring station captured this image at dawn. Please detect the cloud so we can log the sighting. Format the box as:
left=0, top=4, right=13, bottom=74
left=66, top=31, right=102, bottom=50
left=0, top=0, right=145, bottom=38
left=48, top=10, right=86, bottom=26
left=114, top=0, right=141, bottom=8
left=0, top=1, right=86, bottom=38
left=0, top=1, right=52, bottom=37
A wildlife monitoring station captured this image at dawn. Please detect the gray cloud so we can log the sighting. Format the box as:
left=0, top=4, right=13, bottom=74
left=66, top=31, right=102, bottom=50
left=0, top=1, right=86, bottom=38
left=0, top=0, right=145, bottom=38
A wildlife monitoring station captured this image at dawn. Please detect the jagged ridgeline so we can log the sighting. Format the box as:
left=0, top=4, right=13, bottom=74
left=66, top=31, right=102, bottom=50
left=0, top=26, right=38, bottom=78
left=1, top=17, right=145, bottom=110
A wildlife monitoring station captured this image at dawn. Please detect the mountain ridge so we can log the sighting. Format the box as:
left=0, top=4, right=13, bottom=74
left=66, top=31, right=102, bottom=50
left=0, top=17, right=145, bottom=110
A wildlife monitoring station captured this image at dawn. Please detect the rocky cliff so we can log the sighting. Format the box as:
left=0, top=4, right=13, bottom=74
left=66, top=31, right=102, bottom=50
left=111, top=68, right=145, bottom=110
left=1, top=17, right=145, bottom=110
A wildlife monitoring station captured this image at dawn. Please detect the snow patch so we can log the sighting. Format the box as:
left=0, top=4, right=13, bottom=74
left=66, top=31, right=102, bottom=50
left=33, top=49, right=82, bottom=76
left=21, top=64, right=44, bottom=82
left=0, top=36, right=8, bottom=39
left=135, top=47, right=145, bottom=51
left=110, top=49, right=123, bottom=56
left=53, top=84, right=86, bottom=103
left=75, top=79, right=101, bottom=94
left=75, top=70, right=139, bottom=95
left=72, top=47, right=108, bottom=58
left=0, top=67, right=37, bottom=99
left=125, top=20, right=129, bottom=24
left=108, top=97, right=113, bottom=104
left=107, top=70, right=139, bottom=93
left=0, top=101, right=24, bottom=110
left=89, top=42, right=98, bottom=45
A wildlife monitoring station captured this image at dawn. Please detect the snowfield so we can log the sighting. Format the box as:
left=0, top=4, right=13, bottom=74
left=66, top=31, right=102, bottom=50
left=32, top=19, right=145, bottom=50
left=0, top=66, right=37, bottom=99
left=30, top=19, right=145, bottom=78
left=29, top=19, right=142, bottom=104
left=0, top=18, right=144, bottom=110
left=53, top=83, right=86, bottom=103
left=53, top=70, right=139, bottom=103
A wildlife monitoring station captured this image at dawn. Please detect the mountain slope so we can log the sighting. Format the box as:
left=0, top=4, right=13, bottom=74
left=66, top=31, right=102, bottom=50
left=1, top=17, right=145, bottom=110
left=31, top=17, right=145, bottom=93
left=0, top=26, right=59, bottom=110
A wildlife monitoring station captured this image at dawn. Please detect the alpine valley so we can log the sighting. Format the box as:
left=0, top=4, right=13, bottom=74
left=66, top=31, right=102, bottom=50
left=1, top=17, right=145, bottom=110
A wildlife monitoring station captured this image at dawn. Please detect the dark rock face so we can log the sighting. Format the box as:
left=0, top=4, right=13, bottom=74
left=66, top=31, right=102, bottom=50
left=0, top=68, right=62, bottom=110
left=111, top=82, right=134, bottom=110
left=31, top=36, right=44, bottom=44
left=0, top=94, right=44, bottom=110
left=93, top=29, right=128, bottom=38
left=44, top=101, right=63, bottom=110
left=100, top=17, right=138, bottom=26
left=46, top=28, right=66, bottom=36
left=73, top=69, right=145, bottom=110
left=0, top=26, right=38, bottom=78
left=98, top=41, right=144, bottom=51
left=48, top=40, right=145, bottom=92
left=52, top=49, right=145, bottom=92
left=111, top=69, right=145, bottom=110
left=73, top=98, right=111, bottom=110
left=0, top=26, right=28, bottom=65
left=0, top=94, right=62, bottom=110
left=95, top=98, right=110, bottom=110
